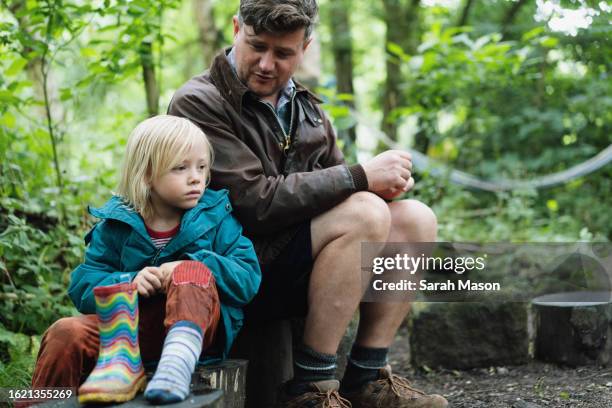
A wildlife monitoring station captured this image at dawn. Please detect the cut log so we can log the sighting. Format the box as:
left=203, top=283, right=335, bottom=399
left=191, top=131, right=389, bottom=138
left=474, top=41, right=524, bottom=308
left=34, top=360, right=247, bottom=408
left=533, top=291, right=612, bottom=366
left=230, top=320, right=293, bottom=408
left=33, top=389, right=223, bottom=408
left=192, top=359, right=247, bottom=408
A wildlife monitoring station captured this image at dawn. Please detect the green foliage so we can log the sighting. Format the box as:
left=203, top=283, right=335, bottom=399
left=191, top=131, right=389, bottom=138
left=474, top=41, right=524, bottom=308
left=0, top=214, right=78, bottom=335
left=0, top=326, right=39, bottom=387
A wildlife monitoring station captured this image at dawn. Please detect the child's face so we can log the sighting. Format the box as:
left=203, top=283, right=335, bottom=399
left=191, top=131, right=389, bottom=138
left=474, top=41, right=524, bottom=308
left=149, top=137, right=210, bottom=218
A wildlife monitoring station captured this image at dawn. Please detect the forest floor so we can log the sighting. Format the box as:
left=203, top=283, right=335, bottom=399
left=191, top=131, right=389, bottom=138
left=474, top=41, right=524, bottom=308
left=389, top=327, right=612, bottom=408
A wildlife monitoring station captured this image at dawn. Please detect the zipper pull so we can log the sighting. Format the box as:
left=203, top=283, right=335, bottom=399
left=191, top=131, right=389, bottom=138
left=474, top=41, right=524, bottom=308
left=283, top=135, right=291, bottom=153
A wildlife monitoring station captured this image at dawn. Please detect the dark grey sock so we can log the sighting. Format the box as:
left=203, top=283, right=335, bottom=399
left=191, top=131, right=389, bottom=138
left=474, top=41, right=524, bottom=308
left=287, top=343, right=337, bottom=396
left=340, top=344, right=389, bottom=392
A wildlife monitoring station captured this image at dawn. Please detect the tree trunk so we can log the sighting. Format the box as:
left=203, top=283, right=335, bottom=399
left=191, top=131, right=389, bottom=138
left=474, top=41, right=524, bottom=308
left=193, top=0, right=223, bottom=68
left=381, top=0, right=420, bottom=142
left=139, top=41, right=159, bottom=117
left=457, top=0, right=476, bottom=27
left=7, top=0, right=67, bottom=219
left=329, top=0, right=356, bottom=154
left=501, top=0, right=530, bottom=39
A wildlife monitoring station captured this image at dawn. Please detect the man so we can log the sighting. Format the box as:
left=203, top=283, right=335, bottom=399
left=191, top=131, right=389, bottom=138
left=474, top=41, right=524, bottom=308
left=169, top=1, right=447, bottom=407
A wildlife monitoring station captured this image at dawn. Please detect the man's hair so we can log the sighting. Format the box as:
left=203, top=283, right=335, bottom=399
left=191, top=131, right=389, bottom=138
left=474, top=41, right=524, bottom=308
left=238, top=0, right=318, bottom=39
left=116, top=115, right=214, bottom=221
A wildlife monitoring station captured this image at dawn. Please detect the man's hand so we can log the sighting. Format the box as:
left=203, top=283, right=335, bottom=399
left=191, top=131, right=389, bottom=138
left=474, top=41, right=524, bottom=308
left=133, top=266, right=164, bottom=297
left=377, top=178, right=415, bottom=201
left=362, top=150, right=414, bottom=195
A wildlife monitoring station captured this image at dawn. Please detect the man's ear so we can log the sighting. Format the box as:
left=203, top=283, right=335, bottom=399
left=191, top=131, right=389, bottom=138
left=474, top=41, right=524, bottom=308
left=232, top=16, right=240, bottom=38
left=303, top=36, right=313, bottom=52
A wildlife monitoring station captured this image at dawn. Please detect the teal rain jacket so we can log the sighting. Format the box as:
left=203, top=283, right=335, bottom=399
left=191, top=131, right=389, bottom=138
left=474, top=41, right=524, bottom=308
left=68, top=188, right=261, bottom=360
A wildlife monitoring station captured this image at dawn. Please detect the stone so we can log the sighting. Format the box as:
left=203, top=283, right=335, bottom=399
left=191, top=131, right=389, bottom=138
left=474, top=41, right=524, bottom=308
left=410, top=302, right=529, bottom=369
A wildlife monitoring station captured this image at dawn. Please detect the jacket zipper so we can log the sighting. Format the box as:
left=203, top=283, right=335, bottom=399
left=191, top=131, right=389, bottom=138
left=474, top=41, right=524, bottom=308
left=151, top=246, right=163, bottom=266
left=259, top=91, right=296, bottom=154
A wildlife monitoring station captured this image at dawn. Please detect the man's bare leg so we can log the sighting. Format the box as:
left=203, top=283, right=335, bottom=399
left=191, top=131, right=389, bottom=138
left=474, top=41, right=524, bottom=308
left=304, top=192, right=391, bottom=354
left=338, top=199, right=448, bottom=408
left=355, top=199, right=438, bottom=347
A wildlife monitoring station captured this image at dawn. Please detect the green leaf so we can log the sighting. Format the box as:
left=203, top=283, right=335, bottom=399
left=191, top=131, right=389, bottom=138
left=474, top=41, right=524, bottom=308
left=5, top=58, right=28, bottom=77
left=540, top=36, right=559, bottom=48
left=60, top=88, right=72, bottom=102
left=80, top=47, right=98, bottom=58
left=387, top=42, right=410, bottom=61
left=522, top=27, right=545, bottom=42
left=0, top=112, right=16, bottom=128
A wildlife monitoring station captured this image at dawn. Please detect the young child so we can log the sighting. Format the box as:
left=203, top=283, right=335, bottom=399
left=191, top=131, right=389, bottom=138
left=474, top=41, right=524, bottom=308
left=31, top=115, right=261, bottom=405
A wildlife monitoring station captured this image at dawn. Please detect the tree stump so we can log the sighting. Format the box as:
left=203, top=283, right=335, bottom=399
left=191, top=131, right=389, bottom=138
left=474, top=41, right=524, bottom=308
left=533, top=291, right=612, bottom=366
left=230, top=320, right=293, bottom=408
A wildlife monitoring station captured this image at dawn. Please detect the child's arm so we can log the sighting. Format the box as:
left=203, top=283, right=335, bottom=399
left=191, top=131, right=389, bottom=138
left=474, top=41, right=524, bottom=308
left=68, top=220, right=140, bottom=313
left=184, top=215, right=261, bottom=307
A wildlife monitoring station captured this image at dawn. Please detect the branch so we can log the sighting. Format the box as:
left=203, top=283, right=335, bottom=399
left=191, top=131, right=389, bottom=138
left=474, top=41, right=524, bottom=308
left=41, top=0, right=66, bottom=222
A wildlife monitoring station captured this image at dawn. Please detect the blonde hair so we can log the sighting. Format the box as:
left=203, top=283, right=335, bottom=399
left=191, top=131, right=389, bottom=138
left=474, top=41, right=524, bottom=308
left=116, top=115, right=214, bottom=220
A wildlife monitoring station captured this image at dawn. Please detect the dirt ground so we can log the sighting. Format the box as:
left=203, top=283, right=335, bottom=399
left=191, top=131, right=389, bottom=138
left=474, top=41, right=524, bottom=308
left=389, top=327, right=612, bottom=408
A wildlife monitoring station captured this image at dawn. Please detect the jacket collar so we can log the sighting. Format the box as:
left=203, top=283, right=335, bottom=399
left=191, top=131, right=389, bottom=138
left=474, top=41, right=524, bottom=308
left=88, top=189, right=231, bottom=251
left=209, top=47, right=323, bottom=113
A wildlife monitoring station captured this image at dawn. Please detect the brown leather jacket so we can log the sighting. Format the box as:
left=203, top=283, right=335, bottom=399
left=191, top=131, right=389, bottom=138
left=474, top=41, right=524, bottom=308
left=168, top=50, right=368, bottom=264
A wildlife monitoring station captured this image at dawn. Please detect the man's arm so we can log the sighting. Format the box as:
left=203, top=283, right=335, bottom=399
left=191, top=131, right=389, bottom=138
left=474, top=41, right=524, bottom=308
left=168, top=86, right=367, bottom=235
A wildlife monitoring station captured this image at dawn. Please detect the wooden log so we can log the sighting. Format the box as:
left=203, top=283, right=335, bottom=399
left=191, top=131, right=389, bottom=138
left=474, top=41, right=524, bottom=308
left=230, top=320, right=293, bottom=408
left=34, top=389, right=223, bottom=408
left=35, top=360, right=248, bottom=408
left=533, top=291, right=612, bottom=366
left=230, top=318, right=357, bottom=406
left=192, top=359, right=247, bottom=408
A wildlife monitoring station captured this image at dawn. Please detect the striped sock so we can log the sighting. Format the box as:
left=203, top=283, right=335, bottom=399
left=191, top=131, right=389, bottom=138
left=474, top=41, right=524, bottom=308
left=144, top=320, right=203, bottom=404
left=287, top=343, right=337, bottom=396
left=340, top=344, right=388, bottom=392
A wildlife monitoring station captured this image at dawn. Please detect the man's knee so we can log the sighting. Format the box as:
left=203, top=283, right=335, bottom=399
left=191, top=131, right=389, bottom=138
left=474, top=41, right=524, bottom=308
left=390, top=199, right=437, bottom=241
left=343, top=192, right=391, bottom=241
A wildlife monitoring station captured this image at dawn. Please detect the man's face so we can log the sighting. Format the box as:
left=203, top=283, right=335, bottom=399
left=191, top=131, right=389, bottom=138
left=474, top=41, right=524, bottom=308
left=232, top=17, right=311, bottom=103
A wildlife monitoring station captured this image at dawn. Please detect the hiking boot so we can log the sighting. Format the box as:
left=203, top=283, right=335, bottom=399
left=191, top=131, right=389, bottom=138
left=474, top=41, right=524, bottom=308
left=278, top=379, right=352, bottom=408
left=342, top=365, right=448, bottom=408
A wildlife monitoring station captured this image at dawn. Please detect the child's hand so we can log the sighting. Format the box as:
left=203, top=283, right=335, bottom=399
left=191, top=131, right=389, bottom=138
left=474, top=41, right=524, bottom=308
left=134, top=266, right=164, bottom=297
left=158, top=261, right=183, bottom=286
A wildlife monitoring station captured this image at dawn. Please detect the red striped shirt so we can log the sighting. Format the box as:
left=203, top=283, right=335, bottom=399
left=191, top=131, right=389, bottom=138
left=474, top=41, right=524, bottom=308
left=146, top=224, right=180, bottom=249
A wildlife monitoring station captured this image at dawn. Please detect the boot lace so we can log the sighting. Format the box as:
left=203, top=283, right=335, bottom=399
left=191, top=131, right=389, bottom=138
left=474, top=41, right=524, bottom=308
left=377, top=374, right=426, bottom=402
left=314, top=389, right=352, bottom=408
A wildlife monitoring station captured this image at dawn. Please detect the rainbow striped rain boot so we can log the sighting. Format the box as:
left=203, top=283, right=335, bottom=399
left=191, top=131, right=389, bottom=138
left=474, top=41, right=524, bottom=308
left=78, top=282, right=146, bottom=404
